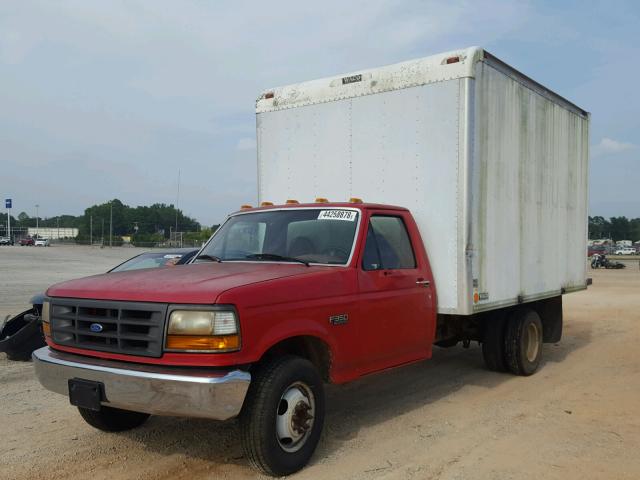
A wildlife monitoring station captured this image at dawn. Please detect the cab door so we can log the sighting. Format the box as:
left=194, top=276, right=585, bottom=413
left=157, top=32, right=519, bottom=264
left=357, top=212, right=434, bottom=374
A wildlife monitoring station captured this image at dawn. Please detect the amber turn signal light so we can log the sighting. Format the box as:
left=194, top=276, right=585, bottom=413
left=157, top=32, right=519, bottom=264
left=42, top=322, right=51, bottom=337
left=166, top=334, right=240, bottom=352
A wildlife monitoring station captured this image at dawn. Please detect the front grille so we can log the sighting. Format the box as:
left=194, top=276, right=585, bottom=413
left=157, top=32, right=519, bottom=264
left=49, top=298, right=168, bottom=357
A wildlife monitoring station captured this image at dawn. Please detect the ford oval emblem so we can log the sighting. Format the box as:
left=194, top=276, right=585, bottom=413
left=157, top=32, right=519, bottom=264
left=89, top=323, right=104, bottom=333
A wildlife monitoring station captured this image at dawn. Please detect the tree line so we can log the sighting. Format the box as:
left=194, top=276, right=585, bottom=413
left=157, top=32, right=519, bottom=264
left=3, top=199, right=217, bottom=245
left=589, top=216, right=640, bottom=242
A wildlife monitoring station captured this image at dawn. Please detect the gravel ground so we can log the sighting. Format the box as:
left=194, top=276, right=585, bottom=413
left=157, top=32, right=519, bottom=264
left=1, top=245, right=639, bottom=479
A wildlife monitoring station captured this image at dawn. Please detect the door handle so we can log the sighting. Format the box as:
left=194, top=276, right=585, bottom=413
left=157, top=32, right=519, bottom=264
left=416, top=279, right=430, bottom=287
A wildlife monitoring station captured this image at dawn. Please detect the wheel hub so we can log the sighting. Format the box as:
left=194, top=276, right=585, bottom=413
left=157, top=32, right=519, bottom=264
left=525, top=322, right=540, bottom=362
left=276, top=382, right=315, bottom=452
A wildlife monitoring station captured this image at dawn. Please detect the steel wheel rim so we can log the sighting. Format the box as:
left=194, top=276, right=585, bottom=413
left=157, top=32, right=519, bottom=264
left=275, top=381, right=315, bottom=453
left=525, top=322, right=540, bottom=362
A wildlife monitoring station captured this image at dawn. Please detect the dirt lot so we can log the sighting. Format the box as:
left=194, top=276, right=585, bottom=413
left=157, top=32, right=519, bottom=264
left=1, top=246, right=639, bottom=479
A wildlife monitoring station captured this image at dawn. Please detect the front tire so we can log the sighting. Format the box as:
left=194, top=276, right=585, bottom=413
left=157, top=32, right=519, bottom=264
left=504, top=309, right=543, bottom=376
left=78, top=406, right=150, bottom=432
left=240, top=355, right=325, bottom=477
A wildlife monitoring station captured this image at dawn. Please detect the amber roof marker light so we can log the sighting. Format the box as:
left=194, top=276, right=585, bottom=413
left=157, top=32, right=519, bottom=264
left=349, top=197, right=363, bottom=203
left=315, top=197, right=329, bottom=203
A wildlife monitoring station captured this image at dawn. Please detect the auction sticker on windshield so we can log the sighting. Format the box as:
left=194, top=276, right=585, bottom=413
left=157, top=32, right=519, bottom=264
left=318, top=210, right=357, bottom=221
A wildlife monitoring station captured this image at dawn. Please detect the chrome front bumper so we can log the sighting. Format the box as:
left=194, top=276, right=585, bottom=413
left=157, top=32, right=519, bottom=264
left=33, top=347, right=251, bottom=420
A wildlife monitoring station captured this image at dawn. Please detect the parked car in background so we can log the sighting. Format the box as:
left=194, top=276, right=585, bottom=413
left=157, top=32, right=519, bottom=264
left=19, top=237, right=35, bottom=246
left=614, top=247, right=635, bottom=255
left=35, top=238, right=50, bottom=247
left=0, top=236, right=14, bottom=245
left=109, top=248, right=199, bottom=272
left=588, top=245, right=607, bottom=257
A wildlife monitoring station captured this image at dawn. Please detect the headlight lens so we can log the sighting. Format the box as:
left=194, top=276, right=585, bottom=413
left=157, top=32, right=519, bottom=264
left=166, top=309, right=240, bottom=352
left=167, top=310, right=237, bottom=335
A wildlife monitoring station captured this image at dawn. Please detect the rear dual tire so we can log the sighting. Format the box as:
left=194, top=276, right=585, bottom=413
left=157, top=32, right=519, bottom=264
left=481, top=313, right=507, bottom=372
left=504, top=309, right=543, bottom=376
left=483, top=308, right=543, bottom=376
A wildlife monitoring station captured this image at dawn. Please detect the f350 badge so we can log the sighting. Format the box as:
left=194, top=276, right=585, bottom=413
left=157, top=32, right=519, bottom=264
left=329, top=314, right=348, bottom=326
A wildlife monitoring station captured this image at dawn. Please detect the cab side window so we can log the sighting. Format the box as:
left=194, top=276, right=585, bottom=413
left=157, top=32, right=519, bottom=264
left=362, top=224, right=381, bottom=270
left=362, top=216, right=416, bottom=270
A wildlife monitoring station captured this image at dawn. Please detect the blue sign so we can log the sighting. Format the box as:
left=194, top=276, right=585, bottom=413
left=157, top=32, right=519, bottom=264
left=5, top=199, right=11, bottom=209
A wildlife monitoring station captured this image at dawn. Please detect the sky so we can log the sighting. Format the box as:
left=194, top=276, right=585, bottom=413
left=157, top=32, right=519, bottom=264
left=0, top=0, right=638, bottom=226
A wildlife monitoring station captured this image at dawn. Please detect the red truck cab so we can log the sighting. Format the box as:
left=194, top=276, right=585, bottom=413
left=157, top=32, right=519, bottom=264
left=34, top=202, right=438, bottom=475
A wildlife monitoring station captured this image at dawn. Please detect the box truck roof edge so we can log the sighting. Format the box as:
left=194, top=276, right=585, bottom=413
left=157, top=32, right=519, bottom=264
left=256, top=46, right=588, bottom=118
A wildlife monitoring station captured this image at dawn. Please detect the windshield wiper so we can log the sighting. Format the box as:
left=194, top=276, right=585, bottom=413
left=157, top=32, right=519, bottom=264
left=195, top=254, right=223, bottom=263
left=245, top=253, right=311, bottom=267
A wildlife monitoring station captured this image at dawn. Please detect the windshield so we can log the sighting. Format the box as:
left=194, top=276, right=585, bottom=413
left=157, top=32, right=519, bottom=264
left=199, top=208, right=360, bottom=265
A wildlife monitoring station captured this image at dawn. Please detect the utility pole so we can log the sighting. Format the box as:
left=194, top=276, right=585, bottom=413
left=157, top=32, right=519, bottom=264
left=90, top=215, right=93, bottom=246
left=56, top=217, right=60, bottom=241
left=109, top=202, right=113, bottom=247
left=5, top=198, right=11, bottom=243
left=35, top=204, right=39, bottom=237
left=175, top=169, right=181, bottom=236
left=101, top=218, right=104, bottom=247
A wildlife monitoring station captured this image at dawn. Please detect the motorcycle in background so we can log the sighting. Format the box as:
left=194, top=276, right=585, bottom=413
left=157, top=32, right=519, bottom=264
left=591, top=253, right=626, bottom=270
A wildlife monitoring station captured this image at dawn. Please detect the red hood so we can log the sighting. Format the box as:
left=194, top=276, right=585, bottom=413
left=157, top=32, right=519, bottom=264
left=46, top=262, right=325, bottom=304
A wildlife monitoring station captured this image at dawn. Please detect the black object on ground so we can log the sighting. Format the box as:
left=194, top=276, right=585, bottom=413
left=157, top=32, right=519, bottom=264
left=0, top=309, right=46, bottom=361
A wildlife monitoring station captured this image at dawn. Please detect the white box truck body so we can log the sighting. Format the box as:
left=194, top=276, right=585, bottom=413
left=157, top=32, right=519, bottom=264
left=256, top=46, right=589, bottom=315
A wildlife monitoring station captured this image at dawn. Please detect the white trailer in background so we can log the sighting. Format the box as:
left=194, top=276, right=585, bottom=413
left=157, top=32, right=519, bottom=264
left=256, top=46, right=589, bottom=317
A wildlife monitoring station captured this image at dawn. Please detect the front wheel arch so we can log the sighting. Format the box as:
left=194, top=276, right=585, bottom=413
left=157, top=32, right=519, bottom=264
left=258, top=335, right=332, bottom=383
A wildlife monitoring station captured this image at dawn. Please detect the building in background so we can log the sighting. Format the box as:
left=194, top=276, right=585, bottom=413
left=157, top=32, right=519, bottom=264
left=27, top=227, right=78, bottom=239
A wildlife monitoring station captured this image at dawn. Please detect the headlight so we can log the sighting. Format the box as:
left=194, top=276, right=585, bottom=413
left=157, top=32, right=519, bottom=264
left=166, top=309, right=240, bottom=352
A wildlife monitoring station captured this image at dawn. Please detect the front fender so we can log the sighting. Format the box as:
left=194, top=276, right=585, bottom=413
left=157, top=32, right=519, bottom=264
left=251, top=317, right=337, bottom=362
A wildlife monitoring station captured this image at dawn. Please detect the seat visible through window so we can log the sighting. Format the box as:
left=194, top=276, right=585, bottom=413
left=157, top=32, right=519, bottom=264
left=362, top=216, right=416, bottom=270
